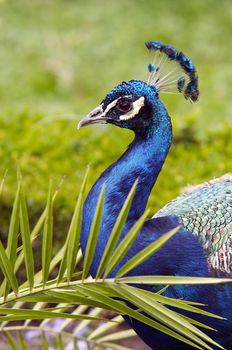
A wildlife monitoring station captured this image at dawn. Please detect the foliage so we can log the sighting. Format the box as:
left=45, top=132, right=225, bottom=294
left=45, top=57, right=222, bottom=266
left=0, top=110, right=231, bottom=235
left=0, top=174, right=231, bottom=349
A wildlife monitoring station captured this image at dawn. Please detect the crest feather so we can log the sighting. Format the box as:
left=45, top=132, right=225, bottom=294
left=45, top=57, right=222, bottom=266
left=146, top=41, right=199, bottom=102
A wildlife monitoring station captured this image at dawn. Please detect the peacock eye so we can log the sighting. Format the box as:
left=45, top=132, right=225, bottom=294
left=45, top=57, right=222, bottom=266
left=117, top=99, right=133, bottom=113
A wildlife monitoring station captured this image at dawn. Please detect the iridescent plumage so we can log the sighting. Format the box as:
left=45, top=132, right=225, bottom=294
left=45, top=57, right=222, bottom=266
left=155, top=175, right=232, bottom=274
left=79, top=41, right=232, bottom=349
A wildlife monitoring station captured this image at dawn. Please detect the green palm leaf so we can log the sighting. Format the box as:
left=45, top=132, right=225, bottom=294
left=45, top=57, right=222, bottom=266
left=82, top=184, right=105, bottom=280
left=19, top=184, right=34, bottom=291
left=42, top=180, right=54, bottom=287
left=0, top=241, right=18, bottom=296
left=0, top=174, right=231, bottom=350
left=3, top=181, right=21, bottom=299
left=96, top=179, right=138, bottom=279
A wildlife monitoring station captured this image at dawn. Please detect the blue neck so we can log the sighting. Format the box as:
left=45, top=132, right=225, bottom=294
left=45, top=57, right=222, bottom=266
left=80, top=100, right=172, bottom=271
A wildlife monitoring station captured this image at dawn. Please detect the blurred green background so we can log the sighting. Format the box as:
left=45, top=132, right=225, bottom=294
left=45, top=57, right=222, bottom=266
left=0, top=0, right=231, bottom=232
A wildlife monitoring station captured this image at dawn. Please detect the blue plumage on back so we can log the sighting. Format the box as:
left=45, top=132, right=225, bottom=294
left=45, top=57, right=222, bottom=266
left=78, top=41, right=232, bottom=349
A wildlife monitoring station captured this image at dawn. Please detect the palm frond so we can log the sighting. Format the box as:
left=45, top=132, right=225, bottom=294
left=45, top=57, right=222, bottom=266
left=0, top=172, right=231, bottom=350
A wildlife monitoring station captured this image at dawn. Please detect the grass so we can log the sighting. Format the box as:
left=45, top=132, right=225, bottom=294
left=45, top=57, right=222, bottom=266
left=0, top=0, right=231, bottom=235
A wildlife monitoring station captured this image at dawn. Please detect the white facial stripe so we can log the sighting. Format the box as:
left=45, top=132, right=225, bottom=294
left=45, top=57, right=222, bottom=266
left=103, top=98, right=120, bottom=114
left=103, top=95, right=133, bottom=115
left=119, top=96, right=145, bottom=120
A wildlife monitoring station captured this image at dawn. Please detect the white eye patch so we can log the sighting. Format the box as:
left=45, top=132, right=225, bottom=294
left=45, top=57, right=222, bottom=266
left=119, top=96, right=145, bottom=120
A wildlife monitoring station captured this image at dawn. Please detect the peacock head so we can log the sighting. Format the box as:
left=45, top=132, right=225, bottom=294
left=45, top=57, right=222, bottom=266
left=78, top=41, right=199, bottom=134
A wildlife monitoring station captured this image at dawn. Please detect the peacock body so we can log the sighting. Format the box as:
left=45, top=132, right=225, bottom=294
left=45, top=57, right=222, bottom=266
left=78, top=41, right=232, bottom=350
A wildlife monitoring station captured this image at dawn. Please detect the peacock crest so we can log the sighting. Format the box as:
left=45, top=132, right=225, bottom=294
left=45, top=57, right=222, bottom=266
left=146, top=41, right=199, bottom=102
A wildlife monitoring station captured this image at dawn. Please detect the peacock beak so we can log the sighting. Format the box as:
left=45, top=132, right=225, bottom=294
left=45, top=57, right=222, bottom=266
left=77, top=104, right=107, bottom=129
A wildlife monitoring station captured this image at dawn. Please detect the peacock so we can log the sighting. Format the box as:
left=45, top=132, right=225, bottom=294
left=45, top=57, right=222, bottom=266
left=78, top=41, right=232, bottom=350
